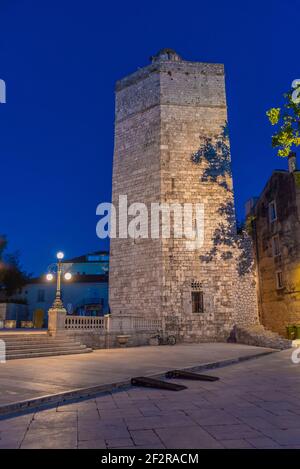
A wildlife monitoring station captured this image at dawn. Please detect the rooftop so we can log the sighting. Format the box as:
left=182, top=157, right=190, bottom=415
left=151, top=48, right=182, bottom=63
left=63, top=251, right=109, bottom=264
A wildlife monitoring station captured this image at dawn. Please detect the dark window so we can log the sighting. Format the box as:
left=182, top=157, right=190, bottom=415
left=276, top=271, right=283, bottom=289
left=272, top=235, right=280, bottom=257
left=192, top=291, right=204, bottom=313
left=269, top=200, right=277, bottom=222
left=37, top=289, right=45, bottom=302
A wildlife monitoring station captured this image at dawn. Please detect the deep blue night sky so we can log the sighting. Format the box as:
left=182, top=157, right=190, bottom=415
left=0, top=0, right=299, bottom=275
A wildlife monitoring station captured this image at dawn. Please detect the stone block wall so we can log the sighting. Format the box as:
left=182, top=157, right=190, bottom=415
left=109, top=65, right=163, bottom=319
left=254, top=170, right=300, bottom=337
left=232, top=233, right=260, bottom=328
left=109, top=50, right=259, bottom=342
left=65, top=330, right=154, bottom=349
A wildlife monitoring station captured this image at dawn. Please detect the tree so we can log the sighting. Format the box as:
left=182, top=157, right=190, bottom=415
left=0, top=235, right=7, bottom=259
left=0, top=236, right=30, bottom=299
left=266, top=81, right=300, bottom=157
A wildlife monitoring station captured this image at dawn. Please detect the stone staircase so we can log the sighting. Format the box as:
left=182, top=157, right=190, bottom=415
left=0, top=333, right=93, bottom=360
left=235, top=324, right=292, bottom=350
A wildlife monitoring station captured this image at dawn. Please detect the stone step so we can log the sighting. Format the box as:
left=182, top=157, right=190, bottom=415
left=0, top=334, right=53, bottom=339
left=5, top=342, right=81, bottom=349
left=0, top=338, right=54, bottom=343
left=5, top=340, right=81, bottom=349
left=0, top=337, right=80, bottom=344
left=5, top=348, right=93, bottom=360
left=0, top=332, right=94, bottom=360
left=5, top=343, right=86, bottom=351
left=6, top=345, right=89, bottom=356
left=0, top=333, right=47, bottom=338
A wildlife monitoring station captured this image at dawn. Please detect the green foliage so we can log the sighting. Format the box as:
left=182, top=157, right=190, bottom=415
left=266, top=86, right=300, bottom=157
left=0, top=235, right=7, bottom=258
left=0, top=236, right=30, bottom=298
left=266, top=108, right=281, bottom=125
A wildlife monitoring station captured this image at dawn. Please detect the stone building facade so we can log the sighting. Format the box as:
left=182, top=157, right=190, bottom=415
left=109, top=49, right=259, bottom=342
left=249, top=153, right=300, bottom=337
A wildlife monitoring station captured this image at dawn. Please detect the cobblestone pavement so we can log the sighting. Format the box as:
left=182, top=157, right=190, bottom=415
left=1, top=349, right=300, bottom=449
left=0, top=343, right=270, bottom=407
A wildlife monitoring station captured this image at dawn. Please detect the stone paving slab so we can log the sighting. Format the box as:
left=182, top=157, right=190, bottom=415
left=0, top=343, right=274, bottom=415
left=2, top=349, right=300, bottom=448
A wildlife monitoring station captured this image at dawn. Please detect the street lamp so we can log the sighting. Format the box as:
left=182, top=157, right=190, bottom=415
left=56, top=251, right=64, bottom=260
left=46, top=251, right=72, bottom=309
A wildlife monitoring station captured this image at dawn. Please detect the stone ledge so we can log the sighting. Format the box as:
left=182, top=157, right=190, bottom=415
left=116, top=61, right=224, bottom=92
left=235, top=325, right=292, bottom=350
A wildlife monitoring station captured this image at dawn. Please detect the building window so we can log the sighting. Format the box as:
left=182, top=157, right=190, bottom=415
left=87, top=255, right=101, bottom=261
left=269, top=200, right=277, bottom=222
left=276, top=271, right=284, bottom=289
left=191, top=280, right=202, bottom=290
left=272, top=235, right=281, bottom=257
left=37, top=289, right=45, bottom=302
left=192, top=291, right=204, bottom=313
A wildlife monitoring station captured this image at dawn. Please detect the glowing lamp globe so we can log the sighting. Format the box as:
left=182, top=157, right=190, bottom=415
left=64, top=272, right=72, bottom=280
left=56, top=251, right=64, bottom=260
left=46, top=273, right=54, bottom=281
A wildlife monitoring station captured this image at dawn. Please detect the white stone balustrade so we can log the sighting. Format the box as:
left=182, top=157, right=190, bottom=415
left=108, top=315, right=161, bottom=333
left=64, top=314, right=161, bottom=333
left=65, top=316, right=105, bottom=330
left=131, top=317, right=161, bottom=331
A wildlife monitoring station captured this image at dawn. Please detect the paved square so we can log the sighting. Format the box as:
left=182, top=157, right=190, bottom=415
left=1, top=349, right=300, bottom=448
left=0, top=343, right=272, bottom=407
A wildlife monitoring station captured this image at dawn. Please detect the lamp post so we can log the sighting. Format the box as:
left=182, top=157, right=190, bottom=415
left=46, top=251, right=72, bottom=336
left=46, top=251, right=72, bottom=309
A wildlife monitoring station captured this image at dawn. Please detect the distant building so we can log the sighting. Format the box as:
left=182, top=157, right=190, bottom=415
left=248, top=153, right=300, bottom=336
left=19, top=251, right=109, bottom=326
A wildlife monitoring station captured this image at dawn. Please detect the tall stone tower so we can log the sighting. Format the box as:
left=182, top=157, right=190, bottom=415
left=109, top=49, right=258, bottom=341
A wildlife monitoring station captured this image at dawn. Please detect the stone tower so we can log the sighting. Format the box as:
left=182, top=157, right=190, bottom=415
left=109, top=49, right=258, bottom=341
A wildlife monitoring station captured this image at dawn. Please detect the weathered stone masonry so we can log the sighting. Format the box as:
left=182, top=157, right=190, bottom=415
left=109, top=49, right=259, bottom=342
left=252, top=167, right=300, bottom=337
